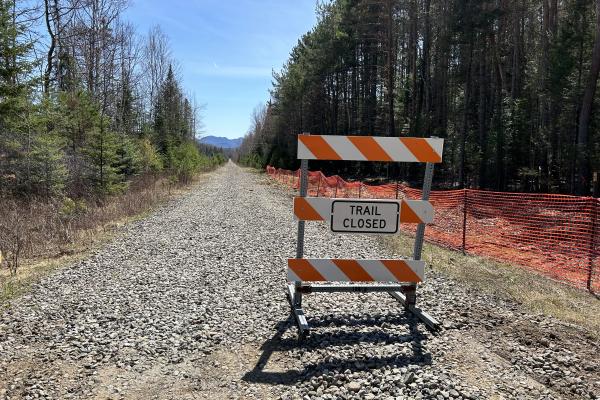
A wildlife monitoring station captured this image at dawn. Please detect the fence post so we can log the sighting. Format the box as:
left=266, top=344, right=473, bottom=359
left=462, top=189, right=468, bottom=255
left=316, top=174, right=321, bottom=197
left=588, top=199, right=598, bottom=292
left=359, top=183, right=362, bottom=198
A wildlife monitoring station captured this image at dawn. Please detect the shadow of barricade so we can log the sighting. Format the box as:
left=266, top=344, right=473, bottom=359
left=242, top=312, right=432, bottom=386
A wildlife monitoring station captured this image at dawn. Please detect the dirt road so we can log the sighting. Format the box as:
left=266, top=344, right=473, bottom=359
left=0, top=163, right=597, bottom=399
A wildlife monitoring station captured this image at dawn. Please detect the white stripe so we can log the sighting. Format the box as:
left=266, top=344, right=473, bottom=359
left=404, top=200, right=435, bottom=223
left=287, top=268, right=302, bottom=282
left=306, top=197, right=332, bottom=219
left=297, top=139, right=316, bottom=159
left=426, top=138, right=444, bottom=160
left=358, top=260, right=398, bottom=282
left=311, top=259, right=350, bottom=281
left=405, top=260, right=425, bottom=281
left=321, top=136, right=366, bottom=161
left=374, top=137, right=418, bottom=162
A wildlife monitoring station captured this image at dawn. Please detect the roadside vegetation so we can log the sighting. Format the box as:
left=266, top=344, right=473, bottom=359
left=0, top=168, right=224, bottom=305
left=0, top=0, right=226, bottom=300
left=383, top=234, right=600, bottom=337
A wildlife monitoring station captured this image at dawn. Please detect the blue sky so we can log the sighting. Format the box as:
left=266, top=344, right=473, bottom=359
left=124, top=0, right=318, bottom=139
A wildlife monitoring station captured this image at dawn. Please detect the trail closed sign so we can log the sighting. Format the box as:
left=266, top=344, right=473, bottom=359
left=330, top=200, right=399, bottom=234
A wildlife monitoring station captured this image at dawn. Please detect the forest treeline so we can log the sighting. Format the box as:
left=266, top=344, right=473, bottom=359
left=0, top=0, right=225, bottom=201
left=237, top=0, right=600, bottom=195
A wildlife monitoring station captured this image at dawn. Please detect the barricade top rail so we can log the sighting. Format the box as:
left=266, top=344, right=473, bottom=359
left=297, top=135, right=444, bottom=163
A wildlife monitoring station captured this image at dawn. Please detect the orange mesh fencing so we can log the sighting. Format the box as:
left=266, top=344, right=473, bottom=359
left=266, top=166, right=599, bottom=292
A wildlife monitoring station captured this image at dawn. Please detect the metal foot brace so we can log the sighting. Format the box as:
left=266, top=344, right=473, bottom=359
left=286, top=283, right=440, bottom=337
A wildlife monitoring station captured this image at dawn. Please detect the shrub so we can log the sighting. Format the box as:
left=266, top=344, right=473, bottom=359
left=137, top=138, right=163, bottom=174
left=171, top=141, right=202, bottom=183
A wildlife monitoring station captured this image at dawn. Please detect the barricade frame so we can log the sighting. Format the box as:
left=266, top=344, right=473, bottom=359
left=286, top=134, right=442, bottom=338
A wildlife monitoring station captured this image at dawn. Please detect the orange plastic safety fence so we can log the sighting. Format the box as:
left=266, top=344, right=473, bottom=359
left=266, top=165, right=599, bottom=292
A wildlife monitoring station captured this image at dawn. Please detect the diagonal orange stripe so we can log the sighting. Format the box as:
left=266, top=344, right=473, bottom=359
left=332, top=259, right=374, bottom=281
left=288, top=259, right=326, bottom=281
left=347, top=136, right=393, bottom=162
left=400, top=138, right=442, bottom=163
left=299, top=135, right=342, bottom=160
left=381, top=260, right=422, bottom=283
left=400, top=202, right=422, bottom=224
left=294, top=197, right=324, bottom=221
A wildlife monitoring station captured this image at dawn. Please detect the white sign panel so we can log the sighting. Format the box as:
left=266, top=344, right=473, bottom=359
left=330, top=200, right=399, bottom=234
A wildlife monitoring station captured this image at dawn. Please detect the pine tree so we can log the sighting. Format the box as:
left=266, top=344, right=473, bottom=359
left=85, top=126, right=124, bottom=195
left=0, top=0, right=39, bottom=197
left=154, top=65, right=183, bottom=159
left=0, top=0, right=36, bottom=128
left=29, top=132, right=67, bottom=198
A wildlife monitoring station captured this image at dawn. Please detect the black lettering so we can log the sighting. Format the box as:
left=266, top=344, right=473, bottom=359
left=349, top=205, right=355, bottom=215
left=356, top=205, right=363, bottom=215
left=380, top=219, right=386, bottom=229
left=343, top=218, right=350, bottom=228
left=374, top=206, right=381, bottom=216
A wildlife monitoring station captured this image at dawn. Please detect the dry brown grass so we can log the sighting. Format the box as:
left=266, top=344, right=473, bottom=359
left=382, top=234, right=600, bottom=337
left=0, top=171, right=212, bottom=305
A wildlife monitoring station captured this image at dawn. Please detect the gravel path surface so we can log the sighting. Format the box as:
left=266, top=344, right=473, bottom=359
left=0, top=162, right=598, bottom=400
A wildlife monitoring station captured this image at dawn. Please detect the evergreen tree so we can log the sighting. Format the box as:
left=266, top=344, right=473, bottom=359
left=28, top=132, right=67, bottom=198
left=0, top=0, right=39, bottom=197
left=154, top=65, right=183, bottom=159
left=0, top=0, right=36, bottom=128
left=85, top=126, right=124, bottom=195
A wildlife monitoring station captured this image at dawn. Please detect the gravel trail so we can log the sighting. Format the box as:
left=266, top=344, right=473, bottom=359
left=0, top=162, right=598, bottom=400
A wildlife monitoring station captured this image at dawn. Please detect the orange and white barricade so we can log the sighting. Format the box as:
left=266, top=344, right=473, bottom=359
left=287, top=134, right=444, bottom=338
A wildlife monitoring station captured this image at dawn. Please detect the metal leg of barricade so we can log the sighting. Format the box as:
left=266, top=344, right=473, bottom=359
left=287, top=284, right=309, bottom=337
left=288, top=158, right=311, bottom=338
left=389, top=162, right=440, bottom=331
left=290, top=283, right=439, bottom=333
left=389, top=290, right=440, bottom=330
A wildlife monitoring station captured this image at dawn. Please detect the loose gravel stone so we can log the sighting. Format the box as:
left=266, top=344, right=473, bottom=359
left=0, top=163, right=598, bottom=400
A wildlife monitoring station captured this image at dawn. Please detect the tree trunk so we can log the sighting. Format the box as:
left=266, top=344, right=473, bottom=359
left=43, top=0, right=55, bottom=95
left=459, top=39, right=473, bottom=189
left=478, top=44, right=488, bottom=189
left=385, top=0, right=396, bottom=136
left=576, top=0, right=600, bottom=194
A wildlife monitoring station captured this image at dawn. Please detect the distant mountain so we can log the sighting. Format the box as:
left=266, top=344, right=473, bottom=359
left=199, top=136, right=243, bottom=149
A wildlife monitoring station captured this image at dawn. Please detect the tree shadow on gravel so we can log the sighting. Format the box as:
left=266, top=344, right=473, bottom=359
left=242, top=313, right=432, bottom=386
